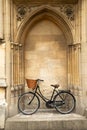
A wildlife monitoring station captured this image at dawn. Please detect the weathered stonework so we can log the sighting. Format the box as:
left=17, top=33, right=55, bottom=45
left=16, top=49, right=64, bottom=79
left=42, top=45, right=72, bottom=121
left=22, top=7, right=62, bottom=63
left=16, top=4, right=75, bottom=27
left=0, top=87, right=7, bottom=129
left=10, top=1, right=80, bottom=114
left=1, top=0, right=87, bottom=129
left=13, top=0, right=78, bottom=5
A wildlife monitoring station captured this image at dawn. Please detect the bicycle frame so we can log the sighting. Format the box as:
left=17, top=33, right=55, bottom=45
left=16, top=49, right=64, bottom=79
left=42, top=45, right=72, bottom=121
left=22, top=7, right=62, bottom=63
left=34, top=85, right=58, bottom=103
left=18, top=79, right=76, bottom=115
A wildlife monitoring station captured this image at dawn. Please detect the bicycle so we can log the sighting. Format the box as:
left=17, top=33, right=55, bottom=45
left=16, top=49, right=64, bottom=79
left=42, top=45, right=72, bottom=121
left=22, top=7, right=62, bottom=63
left=18, top=79, right=76, bottom=115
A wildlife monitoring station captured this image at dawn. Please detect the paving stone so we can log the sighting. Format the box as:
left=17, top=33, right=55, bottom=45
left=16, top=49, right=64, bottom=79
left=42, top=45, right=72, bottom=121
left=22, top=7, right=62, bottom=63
left=5, top=110, right=87, bottom=130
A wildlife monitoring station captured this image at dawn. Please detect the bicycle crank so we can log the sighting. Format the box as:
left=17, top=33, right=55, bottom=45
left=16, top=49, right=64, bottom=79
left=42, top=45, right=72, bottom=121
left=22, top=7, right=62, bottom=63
left=46, top=100, right=55, bottom=108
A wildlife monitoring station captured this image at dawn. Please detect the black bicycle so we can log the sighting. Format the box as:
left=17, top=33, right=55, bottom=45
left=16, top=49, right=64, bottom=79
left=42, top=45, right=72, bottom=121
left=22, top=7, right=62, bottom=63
left=18, top=79, right=76, bottom=115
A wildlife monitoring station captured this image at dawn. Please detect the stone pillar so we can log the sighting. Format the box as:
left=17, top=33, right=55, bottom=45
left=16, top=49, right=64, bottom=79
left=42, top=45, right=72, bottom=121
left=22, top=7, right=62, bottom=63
left=0, top=0, right=9, bottom=128
left=18, top=44, right=24, bottom=88
left=81, top=0, right=87, bottom=114
left=10, top=43, right=14, bottom=95
left=9, top=42, right=24, bottom=116
left=68, top=44, right=81, bottom=90
left=0, top=0, right=3, bottom=39
left=4, top=0, right=11, bottom=117
left=19, top=44, right=24, bottom=92
left=68, top=43, right=82, bottom=113
left=11, top=43, right=24, bottom=89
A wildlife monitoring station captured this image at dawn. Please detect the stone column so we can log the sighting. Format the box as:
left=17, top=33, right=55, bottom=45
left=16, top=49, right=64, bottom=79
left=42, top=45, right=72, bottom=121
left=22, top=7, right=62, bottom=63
left=4, top=0, right=11, bottom=117
left=0, top=0, right=9, bottom=128
left=0, top=0, right=3, bottom=39
left=81, top=0, right=87, bottom=114
left=68, top=44, right=81, bottom=93
left=19, top=44, right=24, bottom=93
left=13, top=44, right=19, bottom=94
left=11, top=43, right=24, bottom=99
left=10, top=43, right=14, bottom=96
left=68, top=43, right=82, bottom=113
left=21, top=45, right=24, bottom=87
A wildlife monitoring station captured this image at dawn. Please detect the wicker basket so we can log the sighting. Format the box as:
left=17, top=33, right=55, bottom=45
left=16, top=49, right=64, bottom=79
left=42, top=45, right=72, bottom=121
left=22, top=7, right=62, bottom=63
left=26, top=79, right=37, bottom=90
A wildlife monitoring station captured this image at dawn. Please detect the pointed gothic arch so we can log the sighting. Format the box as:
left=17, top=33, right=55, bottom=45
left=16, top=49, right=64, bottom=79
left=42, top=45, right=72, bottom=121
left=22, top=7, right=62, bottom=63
left=13, top=5, right=76, bottom=89
left=15, top=5, right=74, bottom=45
left=9, top=5, right=81, bottom=115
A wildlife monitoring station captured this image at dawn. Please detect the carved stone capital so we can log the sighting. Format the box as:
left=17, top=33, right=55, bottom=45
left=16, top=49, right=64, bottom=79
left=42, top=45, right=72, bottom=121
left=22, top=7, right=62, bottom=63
left=68, top=43, right=81, bottom=50
left=0, top=39, right=5, bottom=44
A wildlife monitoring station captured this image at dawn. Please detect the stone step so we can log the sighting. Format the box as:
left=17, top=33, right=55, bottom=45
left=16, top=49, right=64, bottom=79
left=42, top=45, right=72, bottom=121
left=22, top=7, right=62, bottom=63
left=5, top=109, right=87, bottom=130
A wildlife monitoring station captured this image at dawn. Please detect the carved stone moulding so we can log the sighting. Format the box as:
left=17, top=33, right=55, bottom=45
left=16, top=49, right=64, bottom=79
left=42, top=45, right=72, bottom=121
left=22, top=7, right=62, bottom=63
left=17, top=5, right=28, bottom=21
left=55, top=4, right=75, bottom=21
left=16, top=4, right=75, bottom=22
left=13, top=0, right=78, bottom=5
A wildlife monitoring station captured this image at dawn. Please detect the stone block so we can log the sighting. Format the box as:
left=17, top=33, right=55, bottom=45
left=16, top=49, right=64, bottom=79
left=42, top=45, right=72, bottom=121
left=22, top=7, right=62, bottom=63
left=5, top=112, right=87, bottom=130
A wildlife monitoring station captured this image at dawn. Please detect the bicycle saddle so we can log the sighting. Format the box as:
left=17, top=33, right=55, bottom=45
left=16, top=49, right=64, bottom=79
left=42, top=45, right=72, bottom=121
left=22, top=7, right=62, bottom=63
left=51, top=84, right=59, bottom=88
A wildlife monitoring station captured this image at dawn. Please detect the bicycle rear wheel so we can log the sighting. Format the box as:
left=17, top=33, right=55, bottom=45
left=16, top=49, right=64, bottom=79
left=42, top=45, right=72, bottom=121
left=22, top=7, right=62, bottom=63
left=54, top=91, right=76, bottom=114
left=18, top=92, right=40, bottom=115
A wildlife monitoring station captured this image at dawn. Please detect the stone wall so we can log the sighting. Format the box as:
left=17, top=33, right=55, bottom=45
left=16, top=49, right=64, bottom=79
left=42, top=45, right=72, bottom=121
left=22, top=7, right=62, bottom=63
left=0, top=45, right=5, bottom=79
left=24, top=19, right=67, bottom=108
left=0, top=88, right=6, bottom=129
left=0, top=0, right=87, bottom=120
left=0, top=34, right=6, bottom=130
left=80, top=0, right=87, bottom=114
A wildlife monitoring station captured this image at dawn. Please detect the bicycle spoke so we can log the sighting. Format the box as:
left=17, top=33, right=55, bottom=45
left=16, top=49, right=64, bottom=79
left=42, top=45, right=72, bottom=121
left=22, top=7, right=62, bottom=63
left=18, top=92, right=40, bottom=115
left=54, top=91, right=76, bottom=114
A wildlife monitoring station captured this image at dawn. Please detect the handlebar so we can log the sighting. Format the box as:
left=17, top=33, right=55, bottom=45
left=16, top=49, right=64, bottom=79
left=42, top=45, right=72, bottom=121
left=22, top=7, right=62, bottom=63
left=37, top=79, right=44, bottom=82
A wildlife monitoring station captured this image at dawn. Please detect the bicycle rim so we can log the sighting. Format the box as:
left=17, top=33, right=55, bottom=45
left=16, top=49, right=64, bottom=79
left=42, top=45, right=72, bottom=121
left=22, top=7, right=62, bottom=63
left=18, top=92, right=40, bottom=115
left=54, top=91, right=76, bottom=114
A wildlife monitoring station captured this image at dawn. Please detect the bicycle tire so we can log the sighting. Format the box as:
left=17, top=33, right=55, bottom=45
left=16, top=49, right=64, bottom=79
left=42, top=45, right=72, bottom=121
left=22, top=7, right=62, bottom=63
left=18, top=92, right=40, bottom=115
left=54, top=91, right=76, bottom=114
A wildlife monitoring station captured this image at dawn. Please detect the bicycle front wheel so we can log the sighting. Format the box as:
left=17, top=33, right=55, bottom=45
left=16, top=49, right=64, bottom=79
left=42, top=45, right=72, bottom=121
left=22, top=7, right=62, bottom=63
left=54, top=91, right=76, bottom=114
left=18, top=92, right=40, bottom=115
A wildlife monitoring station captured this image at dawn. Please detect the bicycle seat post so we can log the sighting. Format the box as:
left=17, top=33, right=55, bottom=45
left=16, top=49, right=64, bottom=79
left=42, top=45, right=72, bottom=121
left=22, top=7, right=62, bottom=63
left=50, top=87, right=56, bottom=101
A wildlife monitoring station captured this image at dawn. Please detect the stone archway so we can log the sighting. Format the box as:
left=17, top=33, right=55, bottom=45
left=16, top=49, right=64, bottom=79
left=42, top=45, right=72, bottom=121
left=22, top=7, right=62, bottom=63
left=10, top=6, right=81, bottom=112
left=16, top=6, right=74, bottom=108
left=16, top=6, right=73, bottom=44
